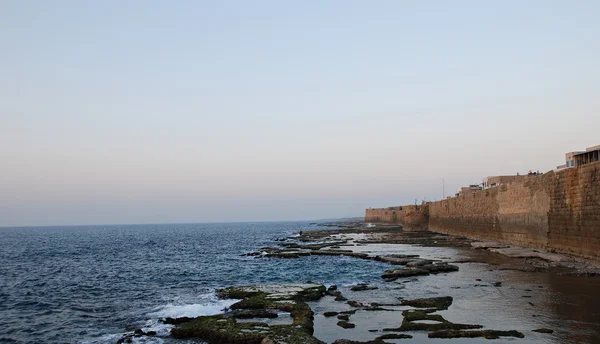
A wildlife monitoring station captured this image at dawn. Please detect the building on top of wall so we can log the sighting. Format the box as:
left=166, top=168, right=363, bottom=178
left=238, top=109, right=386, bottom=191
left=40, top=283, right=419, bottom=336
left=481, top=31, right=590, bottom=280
left=565, top=151, right=585, bottom=168
left=573, top=145, right=600, bottom=167
left=456, top=185, right=481, bottom=196
left=484, top=175, right=523, bottom=188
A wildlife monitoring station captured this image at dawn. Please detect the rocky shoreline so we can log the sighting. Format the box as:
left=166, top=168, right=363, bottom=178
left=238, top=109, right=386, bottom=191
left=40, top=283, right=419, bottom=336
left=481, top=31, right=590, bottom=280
left=118, top=222, right=600, bottom=343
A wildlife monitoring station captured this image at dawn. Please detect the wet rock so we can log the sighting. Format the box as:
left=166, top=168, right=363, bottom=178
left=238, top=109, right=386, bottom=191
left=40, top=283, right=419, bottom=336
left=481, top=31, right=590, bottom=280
left=347, top=300, right=364, bottom=307
left=337, top=321, right=356, bottom=329
left=337, top=314, right=350, bottom=321
left=428, top=329, right=525, bottom=339
left=328, top=285, right=338, bottom=291
left=335, top=295, right=348, bottom=302
left=332, top=340, right=386, bottom=344
left=493, top=281, right=502, bottom=287
left=163, top=316, right=194, bottom=325
left=350, top=284, right=379, bottom=292
left=399, top=296, right=453, bottom=310
left=364, top=306, right=394, bottom=311
left=381, top=262, right=459, bottom=281
left=375, top=256, right=419, bottom=265
left=377, top=333, right=413, bottom=339
left=384, top=310, right=482, bottom=332
left=323, top=311, right=339, bottom=317
left=171, top=284, right=327, bottom=343
left=405, top=259, right=433, bottom=267
left=371, top=302, right=403, bottom=307
left=533, top=328, right=554, bottom=334
left=116, top=334, right=134, bottom=344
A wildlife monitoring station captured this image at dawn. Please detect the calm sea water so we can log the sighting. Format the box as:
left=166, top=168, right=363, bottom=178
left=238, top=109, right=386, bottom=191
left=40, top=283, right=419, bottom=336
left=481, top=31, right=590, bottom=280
left=0, top=222, right=384, bottom=344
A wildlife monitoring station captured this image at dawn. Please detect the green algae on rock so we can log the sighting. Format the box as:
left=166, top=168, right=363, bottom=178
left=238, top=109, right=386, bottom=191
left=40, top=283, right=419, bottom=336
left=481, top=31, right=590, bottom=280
left=384, top=309, right=482, bottom=332
left=169, top=284, right=327, bottom=344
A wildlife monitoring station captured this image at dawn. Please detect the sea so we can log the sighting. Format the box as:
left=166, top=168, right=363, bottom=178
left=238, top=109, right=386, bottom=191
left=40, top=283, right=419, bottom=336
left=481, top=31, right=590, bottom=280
left=3, top=221, right=600, bottom=344
left=0, top=221, right=384, bottom=344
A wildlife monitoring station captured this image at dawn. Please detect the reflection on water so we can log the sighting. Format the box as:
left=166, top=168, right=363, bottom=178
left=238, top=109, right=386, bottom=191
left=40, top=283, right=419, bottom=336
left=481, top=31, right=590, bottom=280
left=311, top=241, right=600, bottom=344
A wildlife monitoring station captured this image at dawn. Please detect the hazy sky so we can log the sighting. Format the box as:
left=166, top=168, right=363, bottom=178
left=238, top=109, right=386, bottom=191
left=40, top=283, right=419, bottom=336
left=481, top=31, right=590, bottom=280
left=2, top=1, right=599, bottom=226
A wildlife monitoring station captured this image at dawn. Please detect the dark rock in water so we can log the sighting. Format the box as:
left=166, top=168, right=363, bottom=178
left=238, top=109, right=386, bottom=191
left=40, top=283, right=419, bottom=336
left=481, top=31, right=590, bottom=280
left=328, top=285, right=338, bottom=291
left=337, top=314, right=350, bottom=321
left=377, top=333, right=413, bottom=339
left=335, top=295, right=348, bottom=302
left=400, top=296, right=453, bottom=310
left=323, top=311, right=339, bottom=317
left=493, top=281, right=502, bottom=287
left=350, top=284, right=379, bottom=292
left=117, top=329, right=157, bottom=344
left=364, top=306, right=393, bottom=311
left=347, top=300, right=363, bottom=307
left=533, top=328, right=554, bottom=334
left=332, top=340, right=385, bottom=344
left=163, top=316, right=194, bottom=325
left=326, top=288, right=342, bottom=297
left=428, top=329, right=525, bottom=339
left=337, top=321, right=356, bottom=329
left=384, top=310, right=482, bottom=332
left=381, top=263, right=459, bottom=281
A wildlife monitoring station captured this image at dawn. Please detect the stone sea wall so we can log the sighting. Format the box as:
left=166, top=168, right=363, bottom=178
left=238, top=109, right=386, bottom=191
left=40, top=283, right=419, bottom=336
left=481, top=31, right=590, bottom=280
left=365, top=205, right=428, bottom=230
left=366, top=161, right=600, bottom=259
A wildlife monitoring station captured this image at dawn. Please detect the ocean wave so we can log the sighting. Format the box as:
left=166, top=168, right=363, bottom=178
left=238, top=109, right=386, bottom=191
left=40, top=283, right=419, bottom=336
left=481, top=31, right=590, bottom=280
left=146, top=294, right=240, bottom=319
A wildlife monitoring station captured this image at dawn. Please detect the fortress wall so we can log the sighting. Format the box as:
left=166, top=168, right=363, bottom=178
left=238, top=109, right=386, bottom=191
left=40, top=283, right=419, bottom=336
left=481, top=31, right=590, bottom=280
left=546, top=162, right=600, bottom=259
left=429, top=175, right=551, bottom=248
left=366, top=162, right=600, bottom=259
left=365, top=205, right=428, bottom=229
left=364, top=208, right=399, bottom=223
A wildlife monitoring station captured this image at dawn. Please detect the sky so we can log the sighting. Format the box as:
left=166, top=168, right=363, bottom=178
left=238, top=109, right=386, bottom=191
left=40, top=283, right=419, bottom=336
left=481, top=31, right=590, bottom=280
left=1, top=1, right=600, bottom=227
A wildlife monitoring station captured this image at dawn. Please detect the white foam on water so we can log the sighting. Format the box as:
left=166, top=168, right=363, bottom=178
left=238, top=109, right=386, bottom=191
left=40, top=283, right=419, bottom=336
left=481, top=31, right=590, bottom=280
left=147, top=297, right=240, bottom=319
left=79, top=333, right=123, bottom=344
left=131, top=336, right=165, bottom=344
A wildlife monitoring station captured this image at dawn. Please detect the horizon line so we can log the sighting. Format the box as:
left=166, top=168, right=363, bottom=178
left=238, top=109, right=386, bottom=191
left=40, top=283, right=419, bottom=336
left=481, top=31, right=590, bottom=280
left=0, top=216, right=364, bottom=229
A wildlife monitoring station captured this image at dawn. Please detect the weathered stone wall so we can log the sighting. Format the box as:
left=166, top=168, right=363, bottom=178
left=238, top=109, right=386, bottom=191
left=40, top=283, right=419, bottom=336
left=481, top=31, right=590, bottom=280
left=364, top=207, right=401, bottom=223
left=365, top=205, right=428, bottom=230
left=429, top=175, right=550, bottom=249
left=546, top=162, right=600, bottom=259
left=366, top=162, right=600, bottom=259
